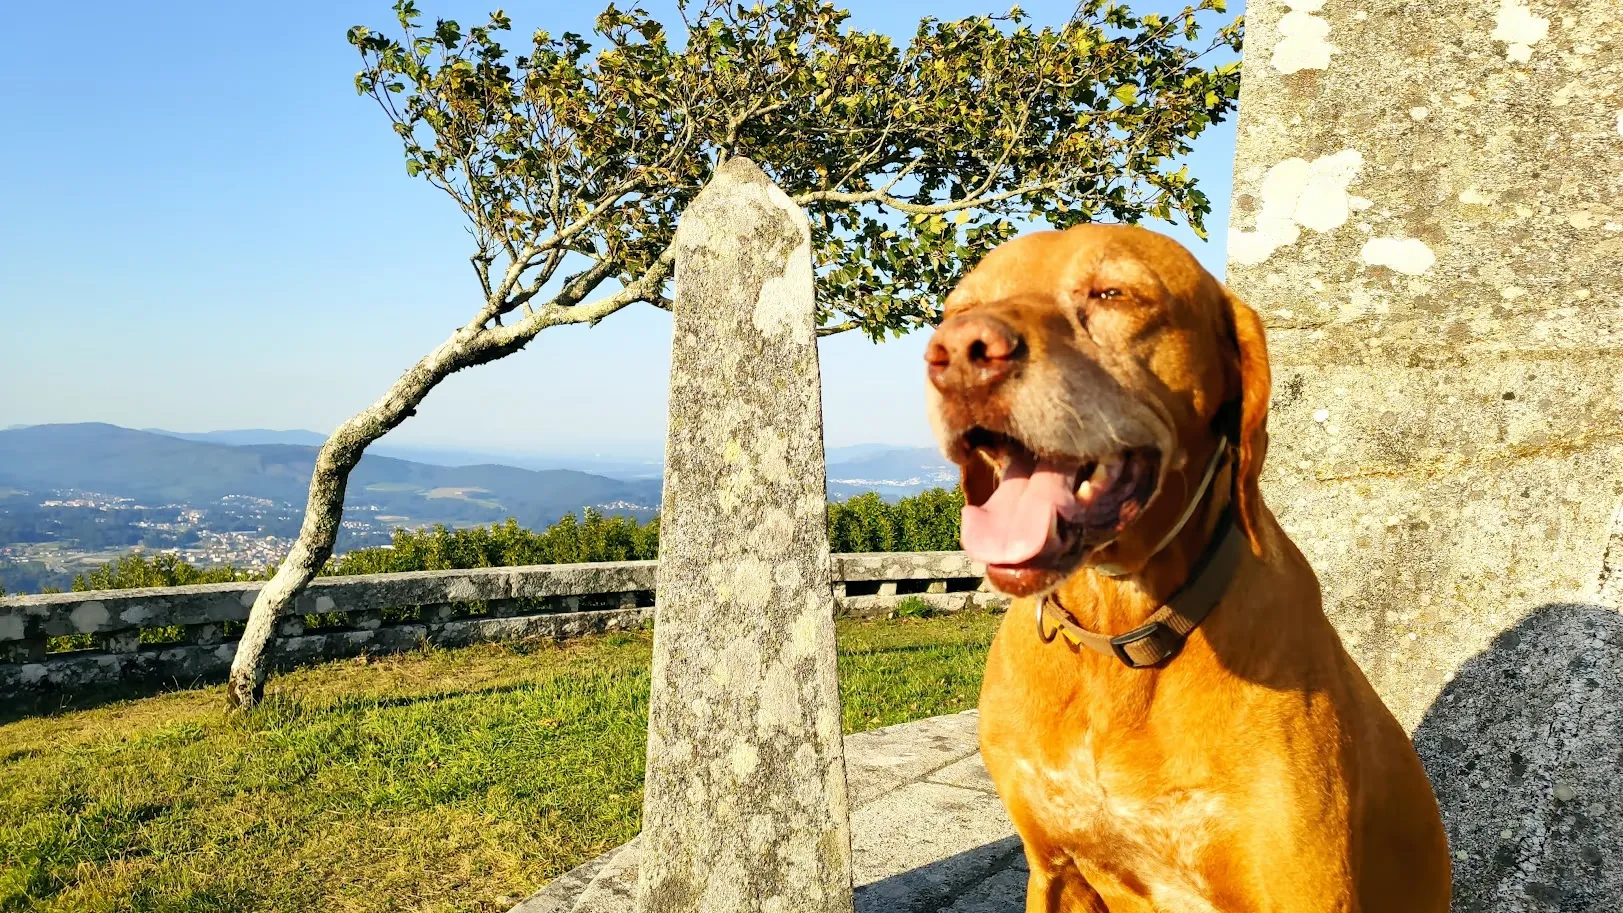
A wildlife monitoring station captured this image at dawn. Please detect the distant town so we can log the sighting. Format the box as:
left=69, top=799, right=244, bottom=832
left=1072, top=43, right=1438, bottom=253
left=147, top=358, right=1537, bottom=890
left=0, top=488, right=409, bottom=590
left=0, top=423, right=954, bottom=593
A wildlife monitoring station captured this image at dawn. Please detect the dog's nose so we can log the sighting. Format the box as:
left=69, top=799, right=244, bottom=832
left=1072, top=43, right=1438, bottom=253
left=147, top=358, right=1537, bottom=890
left=925, top=314, right=1025, bottom=392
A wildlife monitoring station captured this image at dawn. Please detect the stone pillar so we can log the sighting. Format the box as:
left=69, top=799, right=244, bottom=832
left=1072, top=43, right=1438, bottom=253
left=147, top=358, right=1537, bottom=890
left=1227, top=1, right=1621, bottom=908
left=637, top=157, right=854, bottom=913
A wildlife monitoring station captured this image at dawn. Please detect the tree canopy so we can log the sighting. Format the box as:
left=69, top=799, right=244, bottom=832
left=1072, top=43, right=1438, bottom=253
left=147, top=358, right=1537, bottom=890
left=224, top=0, right=1242, bottom=708
left=349, top=0, right=1241, bottom=340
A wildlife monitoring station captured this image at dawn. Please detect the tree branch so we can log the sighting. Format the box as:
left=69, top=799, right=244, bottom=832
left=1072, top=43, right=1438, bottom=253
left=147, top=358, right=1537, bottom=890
left=474, top=245, right=676, bottom=359
left=532, top=179, right=643, bottom=255
left=794, top=177, right=1072, bottom=215
left=469, top=251, right=494, bottom=300
left=816, top=320, right=861, bottom=337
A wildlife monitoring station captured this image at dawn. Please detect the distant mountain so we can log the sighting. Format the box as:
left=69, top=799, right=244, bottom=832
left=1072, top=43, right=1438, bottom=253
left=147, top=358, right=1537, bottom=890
left=826, top=446, right=956, bottom=500
left=136, top=428, right=950, bottom=494
left=827, top=446, right=954, bottom=483
left=145, top=428, right=331, bottom=447
left=0, top=424, right=659, bottom=529
left=143, top=428, right=666, bottom=480
left=825, top=443, right=902, bottom=462
left=373, top=444, right=665, bottom=480
left=5, top=423, right=957, bottom=514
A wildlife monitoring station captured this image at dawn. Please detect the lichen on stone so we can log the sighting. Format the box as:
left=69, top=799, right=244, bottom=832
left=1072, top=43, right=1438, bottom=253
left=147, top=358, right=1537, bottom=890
left=1271, top=0, right=1338, bottom=74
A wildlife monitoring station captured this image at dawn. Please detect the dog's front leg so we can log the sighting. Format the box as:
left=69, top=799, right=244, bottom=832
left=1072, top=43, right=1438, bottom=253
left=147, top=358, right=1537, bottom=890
left=1026, top=856, right=1109, bottom=913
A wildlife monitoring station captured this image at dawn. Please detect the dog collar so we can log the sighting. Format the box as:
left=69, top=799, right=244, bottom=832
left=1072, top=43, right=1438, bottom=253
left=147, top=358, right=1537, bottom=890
left=1091, top=436, right=1229, bottom=578
left=1037, top=502, right=1246, bottom=669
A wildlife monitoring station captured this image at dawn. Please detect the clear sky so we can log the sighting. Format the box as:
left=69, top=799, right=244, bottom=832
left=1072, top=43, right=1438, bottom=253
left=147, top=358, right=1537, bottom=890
left=0, top=0, right=1240, bottom=458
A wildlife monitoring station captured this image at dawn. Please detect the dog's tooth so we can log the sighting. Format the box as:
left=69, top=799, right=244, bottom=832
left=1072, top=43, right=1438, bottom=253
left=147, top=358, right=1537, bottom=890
left=1089, top=460, right=1116, bottom=486
left=977, top=447, right=1003, bottom=482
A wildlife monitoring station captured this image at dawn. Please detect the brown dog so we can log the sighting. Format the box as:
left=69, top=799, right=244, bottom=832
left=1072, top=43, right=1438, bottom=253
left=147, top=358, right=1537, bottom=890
left=924, top=225, right=1451, bottom=911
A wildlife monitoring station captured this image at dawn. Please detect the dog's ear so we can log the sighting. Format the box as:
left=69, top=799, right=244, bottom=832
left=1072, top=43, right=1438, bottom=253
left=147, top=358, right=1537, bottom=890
left=1221, top=286, right=1271, bottom=557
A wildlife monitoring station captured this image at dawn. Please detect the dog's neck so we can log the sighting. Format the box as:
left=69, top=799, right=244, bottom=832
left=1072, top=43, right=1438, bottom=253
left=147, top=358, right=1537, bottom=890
left=1055, top=446, right=1239, bottom=636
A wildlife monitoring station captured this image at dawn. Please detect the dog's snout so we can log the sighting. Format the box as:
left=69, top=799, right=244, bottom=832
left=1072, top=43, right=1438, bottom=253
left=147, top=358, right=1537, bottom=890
left=925, top=314, right=1025, bottom=392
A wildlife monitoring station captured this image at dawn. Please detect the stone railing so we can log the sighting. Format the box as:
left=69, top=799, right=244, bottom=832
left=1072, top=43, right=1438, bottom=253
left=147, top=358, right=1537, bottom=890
left=0, top=551, right=1002, bottom=695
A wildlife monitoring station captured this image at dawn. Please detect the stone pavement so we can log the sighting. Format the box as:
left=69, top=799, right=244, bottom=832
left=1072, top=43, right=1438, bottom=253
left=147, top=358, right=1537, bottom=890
left=513, top=710, right=1026, bottom=913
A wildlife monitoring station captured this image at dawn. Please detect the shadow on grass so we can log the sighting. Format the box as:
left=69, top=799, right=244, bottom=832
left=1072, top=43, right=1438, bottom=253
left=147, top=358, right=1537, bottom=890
left=0, top=674, right=225, bottom=727
left=0, top=659, right=546, bottom=727
left=312, top=679, right=546, bottom=715
left=839, top=641, right=988, bottom=658
left=2, top=628, right=987, bottom=727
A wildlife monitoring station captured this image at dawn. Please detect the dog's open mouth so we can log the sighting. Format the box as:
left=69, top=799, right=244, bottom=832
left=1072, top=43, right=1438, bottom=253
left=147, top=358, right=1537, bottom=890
left=952, top=428, right=1161, bottom=595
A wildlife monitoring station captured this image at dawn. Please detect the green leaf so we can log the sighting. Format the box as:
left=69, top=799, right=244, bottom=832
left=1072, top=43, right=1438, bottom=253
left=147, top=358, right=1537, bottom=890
left=348, top=0, right=1239, bottom=341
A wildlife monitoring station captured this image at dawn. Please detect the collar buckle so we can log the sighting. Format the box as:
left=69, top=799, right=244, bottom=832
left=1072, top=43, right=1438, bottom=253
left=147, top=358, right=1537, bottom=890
left=1109, top=621, right=1181, bottom=668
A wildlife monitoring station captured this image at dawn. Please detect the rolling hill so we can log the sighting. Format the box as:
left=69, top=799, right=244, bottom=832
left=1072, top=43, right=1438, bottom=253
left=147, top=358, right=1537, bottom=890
left=144, top=428, right=331, bottom=447
left=143, top=428, right=666, bottom=479
left=133, top=426, right=956, bottom=497
left=0, top=424, right=660, bottom=529
left=825, top=446, right=957, bottom=500
left=0, top=423, right=959, bottom=524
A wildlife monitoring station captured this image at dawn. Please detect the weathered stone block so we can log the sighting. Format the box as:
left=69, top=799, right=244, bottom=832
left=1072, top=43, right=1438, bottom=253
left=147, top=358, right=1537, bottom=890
left=1228, top=1, right=1622, bottom=906
left=428, top=608, right=648, bottom=649
left=833, top=552, right=982, bottom=583
left=2, top=638, right=46, bottom=664
left=100, top=630, right=142, bottom=654
left=347, top=610, right=383, bottom=631
left=0, top=561, right=658, bottom=644
left=186, top=623, right=224, bottom=646
left=637, top=157, right=853, bottom=913
left=489, top=599, right=525, bottom=619
left=1, top=555, right=996, bottom=700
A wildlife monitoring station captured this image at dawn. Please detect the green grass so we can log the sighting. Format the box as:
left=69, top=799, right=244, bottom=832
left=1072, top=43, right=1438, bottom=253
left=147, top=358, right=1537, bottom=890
left=0, top=610, right=1002, bottom=913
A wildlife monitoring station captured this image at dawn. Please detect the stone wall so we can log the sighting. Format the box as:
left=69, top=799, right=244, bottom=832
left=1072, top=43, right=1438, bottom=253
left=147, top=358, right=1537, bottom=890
left=0, top=552, right=1005, bottom=697
left=1226, top=0, right=1621, bottom=908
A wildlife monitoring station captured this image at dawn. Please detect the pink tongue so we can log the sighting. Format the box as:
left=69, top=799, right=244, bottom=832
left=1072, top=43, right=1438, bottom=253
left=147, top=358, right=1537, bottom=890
left=961, top=452, right=1081, bottom=566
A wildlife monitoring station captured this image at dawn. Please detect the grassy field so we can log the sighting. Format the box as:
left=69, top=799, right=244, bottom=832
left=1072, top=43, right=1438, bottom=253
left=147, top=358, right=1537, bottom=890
left=0, top=609, right=1002, bottom=913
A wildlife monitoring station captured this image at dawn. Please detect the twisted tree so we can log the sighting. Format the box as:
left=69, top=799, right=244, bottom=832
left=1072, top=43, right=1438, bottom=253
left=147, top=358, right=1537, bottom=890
left=226, top=0, right=1242, bottom=707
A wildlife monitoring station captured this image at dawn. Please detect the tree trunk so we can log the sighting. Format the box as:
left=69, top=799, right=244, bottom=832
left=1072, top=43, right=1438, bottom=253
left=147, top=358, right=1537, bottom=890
left=222, top=250, right=671, bottom=709
left=225, top=329, right=480, bottom=708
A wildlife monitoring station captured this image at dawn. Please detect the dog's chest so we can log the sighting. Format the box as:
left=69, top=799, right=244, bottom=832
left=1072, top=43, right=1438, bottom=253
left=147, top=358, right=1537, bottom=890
left=1010, top=736, right=1229, bottom=910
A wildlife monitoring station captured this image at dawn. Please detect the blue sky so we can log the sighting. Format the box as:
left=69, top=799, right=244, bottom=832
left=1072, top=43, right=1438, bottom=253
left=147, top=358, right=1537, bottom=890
left=0, top=0, right=1240, bottom=458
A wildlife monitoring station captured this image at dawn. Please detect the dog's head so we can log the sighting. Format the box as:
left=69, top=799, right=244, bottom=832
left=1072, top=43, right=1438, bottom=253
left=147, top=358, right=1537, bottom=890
left=925, top=224, right=1271, bottom=597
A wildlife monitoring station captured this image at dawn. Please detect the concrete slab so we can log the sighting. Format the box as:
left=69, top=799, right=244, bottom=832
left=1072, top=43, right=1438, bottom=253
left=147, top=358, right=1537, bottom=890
left=513, top=845, right=635, bottom=913
left=851, top=780, right=1018, bottom=912
left=514, top=710, right=1023, bottom=913
left=923, top=753, right=998, bottom=795
left=940, top=858, right=1027, bottom=913
left=842, top=711, right=982, bottom=806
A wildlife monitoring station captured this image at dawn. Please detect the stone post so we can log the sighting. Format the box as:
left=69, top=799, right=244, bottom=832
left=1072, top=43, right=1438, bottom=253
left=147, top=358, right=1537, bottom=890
left=636, top=157, right=854, bottom=913
left=1227, top=1, right=1621, bottom=907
